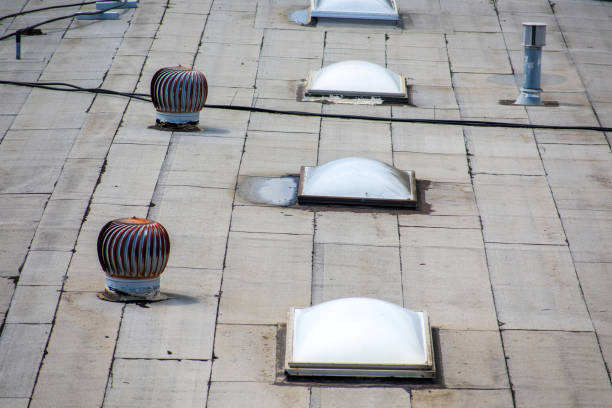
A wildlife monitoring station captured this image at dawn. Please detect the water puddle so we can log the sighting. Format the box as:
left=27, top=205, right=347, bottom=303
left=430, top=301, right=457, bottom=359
left=288, top=9, right=310, bottom=25
left=237, top=176, right=299, bottom=206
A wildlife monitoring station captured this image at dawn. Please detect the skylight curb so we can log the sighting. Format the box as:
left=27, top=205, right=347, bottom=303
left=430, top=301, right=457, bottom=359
left=309, top=0, right=400, bottom=21
left=297, top=158, right=418, bottom=208
left=304, top=60, right=409, bottom=103
left=284, top=298, right=436, bottom=378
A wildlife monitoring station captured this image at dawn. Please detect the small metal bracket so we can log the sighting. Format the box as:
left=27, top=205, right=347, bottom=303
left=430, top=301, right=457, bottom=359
left=76, top=10, right=119, bottom=20
left=15, top=32, right=21, bottom=60
left=96, top=1, right=138, bottom=10
left=76, top=1, right=137, bottom=20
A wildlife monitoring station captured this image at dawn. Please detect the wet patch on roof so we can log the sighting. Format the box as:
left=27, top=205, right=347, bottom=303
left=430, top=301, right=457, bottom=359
left=237, top=176, right=299, bottom=206
left=287, top=8, right=313, bottom=25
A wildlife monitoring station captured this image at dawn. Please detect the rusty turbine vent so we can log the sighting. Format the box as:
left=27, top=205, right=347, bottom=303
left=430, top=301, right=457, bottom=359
left=150, top=65, right=208, bottom=125
left=97, top=217, right=171, bottom=301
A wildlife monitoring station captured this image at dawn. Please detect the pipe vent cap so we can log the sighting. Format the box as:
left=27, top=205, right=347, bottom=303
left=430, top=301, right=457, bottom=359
left=522, top=23, right=546, bottom=47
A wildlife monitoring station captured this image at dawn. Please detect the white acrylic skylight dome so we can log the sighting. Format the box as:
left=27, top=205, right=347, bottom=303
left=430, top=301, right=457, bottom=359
left=298, top=157, right=417, bottom=207
left=305, top=60, right=407, bottom=101
left=310, top=0, right=399, bottom=21
left=285, top=298, right=435, bottom=378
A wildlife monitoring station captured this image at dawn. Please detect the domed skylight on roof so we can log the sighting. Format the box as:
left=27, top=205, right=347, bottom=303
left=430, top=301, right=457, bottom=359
left=285, top=298, right=435, bottom=378
left=305, top=60, right=408, bottom=101
left=310, top=0, right=399, bottom=21
left=297, top=157, right=417, bottom=207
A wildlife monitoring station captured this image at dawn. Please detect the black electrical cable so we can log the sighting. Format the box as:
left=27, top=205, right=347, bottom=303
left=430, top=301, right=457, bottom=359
left=203, top=104, right=612, bottom=132
left=1, top=79, right=611, bottom=132
left=0, top=1, right=98, bottom=22
left=0, top=2, right=126, bottom=41
left=0, top=80, right=151, bottom=102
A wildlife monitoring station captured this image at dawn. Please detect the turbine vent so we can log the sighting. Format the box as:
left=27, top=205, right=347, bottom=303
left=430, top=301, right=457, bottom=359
left=150, top=66, right=208, bottom=125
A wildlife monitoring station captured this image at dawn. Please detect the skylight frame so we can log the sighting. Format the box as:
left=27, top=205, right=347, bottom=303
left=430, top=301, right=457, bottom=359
left=309, top=0, right=400, bottom=21
left=284, top=302, right=435, bottom=378
left=304, top=62, right=409, bottom=102
left=297, top=158, right=418, bottom=208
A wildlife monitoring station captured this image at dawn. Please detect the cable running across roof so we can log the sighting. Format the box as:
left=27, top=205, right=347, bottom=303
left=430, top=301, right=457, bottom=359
left=0, top=2, right=127, bottom=41
left=0, top=1, right=98, bottom=22
left=1, top=80, right=611, bottom=132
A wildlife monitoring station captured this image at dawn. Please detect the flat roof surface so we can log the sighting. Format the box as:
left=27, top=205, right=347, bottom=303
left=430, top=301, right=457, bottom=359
left=0, top=0, right=611, bottom=407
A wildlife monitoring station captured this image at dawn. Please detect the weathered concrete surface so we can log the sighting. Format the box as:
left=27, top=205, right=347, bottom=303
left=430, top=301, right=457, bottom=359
left=400, top=227, right=498, bottom=330
left=5, top=285, right=61, bottom=324
left=393, top=123, right=465, bottom=155
left=0, top=324, right=50, bottom=398
left=92, top=143, right=168, bottom=207
left=412, top=389, right=513, bottom=408
left=29, top=293, right=122, bottom=408
left=1, top=0, right=611, bottom=407
left=218, top=232, right=312, bottom=324
left=241, top=130, right=318, bottom=176
left=158, top=134, right=243, bottom=189
left=319, top=119, right=392, bottom=164
left=318, top=388, right=412, bottom=408
left=0, top=194, right=48, bottom=277
left=211, top=324, right=277, bottom=382
left=207, top=382, right=309, bottom=408
left=503, top=330, right=612, bottom=408
left=150, top=185, right=234, bottom=270
left=312, top=243, right=403, bottom=305
left=486, top=243, right=592, bottom=331
left=115, top=293, right=218, bottom=360
left=29, top=198, right=89, bottom=251
left=315, top=212, right=398, bottom=247
left=0, top=278, right=14, bottom=321
left=231, top=205, right=314, bottom=235
left=103, top=359, right=211, bottom=408
left=439, top=329, right=509, bottom=389
left=474, top=174, right=567, bottom=245
left=558, top=209, right=612, bottom=263
left=0, top=129, right=79, bottom=193
left=465, top=127, right=544, bottom=175
left=575, top=262, right=612, bottom=375
left=0, top=398, right=30, bottom=408
left=418, top=182, right=479, bottom=216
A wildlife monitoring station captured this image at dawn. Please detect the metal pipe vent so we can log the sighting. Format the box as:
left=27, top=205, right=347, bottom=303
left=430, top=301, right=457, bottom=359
left=515, top=23, right=546, bottom=106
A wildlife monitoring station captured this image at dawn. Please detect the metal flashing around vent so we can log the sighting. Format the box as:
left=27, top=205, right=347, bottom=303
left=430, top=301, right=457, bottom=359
left=305, top=60, right=408, bottom=102
left=310, top=0, right=399, bottom=21
left=285, top=298, right=435, bottom=378
left=298, top=157, right=417, bottom=207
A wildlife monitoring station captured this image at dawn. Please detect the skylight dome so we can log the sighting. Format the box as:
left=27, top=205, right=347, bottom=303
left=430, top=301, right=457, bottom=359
left=285, top=298, right=435, bottom=378
left=310, top=0, right=399, bottom=21
left=305, top=61, right=407, bottom=101
left=298, top=157, right=417, bottom=207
